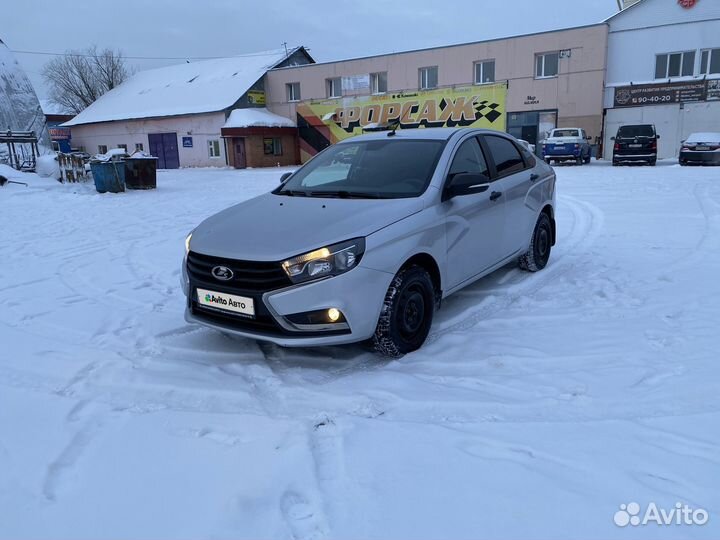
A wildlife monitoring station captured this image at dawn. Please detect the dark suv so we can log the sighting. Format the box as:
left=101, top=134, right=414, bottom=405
left=612, top=124, right=659, bottom=166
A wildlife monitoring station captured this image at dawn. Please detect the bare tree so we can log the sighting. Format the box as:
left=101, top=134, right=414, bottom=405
left=42, top=46, right=130, bottom=114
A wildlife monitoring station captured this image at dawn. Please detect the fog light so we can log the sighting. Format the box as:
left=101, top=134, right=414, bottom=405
left=327, top=308, right=340, bottom=322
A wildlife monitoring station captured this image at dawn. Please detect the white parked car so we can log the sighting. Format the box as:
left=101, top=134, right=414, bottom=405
left=517, top=139, right=536, bottom=154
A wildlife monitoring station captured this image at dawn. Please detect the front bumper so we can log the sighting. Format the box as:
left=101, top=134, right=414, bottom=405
left=679, top=151, right=720, bottom=165
left=182, top=259, right=393, bottom=347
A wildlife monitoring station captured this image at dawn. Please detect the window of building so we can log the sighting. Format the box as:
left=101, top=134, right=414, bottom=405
left=287, top=82, right=301, bottom=102
left=98, top=145, right=108, bottom=154
left=535, top=52, right=559, bottom=78
left=135, top=143, right=144, bottom=152
left=484, top=135, right=526, bottom=176
left=700, top=48, right=720, bottom=75
left=419, top=66, right=438, bottom=90
left=326, top=77, right=341, bottom=98
left=117, top=144, right=128, bottom=152
left=371, top=72, right=388, bottom=94
left=474, top=60, right=496, bottom=84
left=655, top=51, right=695, bottom=79
left=208, top=140, right=221, bottom=158
left=264, top=138, right=283, bottom=156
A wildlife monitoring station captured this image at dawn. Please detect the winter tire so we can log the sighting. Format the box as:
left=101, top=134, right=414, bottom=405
left=373, top=265, right=435, bottom=357
left=519, top=213, right=552, bottom=272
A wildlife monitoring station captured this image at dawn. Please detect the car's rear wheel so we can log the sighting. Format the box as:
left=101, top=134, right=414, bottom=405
left=519, top=213, right=552, bottom=272
left=373, top=265, right=435, bottom=357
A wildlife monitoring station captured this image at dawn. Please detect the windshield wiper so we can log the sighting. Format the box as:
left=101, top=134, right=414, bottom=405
left=277, top=189, right=310, bottom=197
left=309, top=190, right=387, bottom=199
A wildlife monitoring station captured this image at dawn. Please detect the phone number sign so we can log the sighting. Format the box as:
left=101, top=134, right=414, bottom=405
left=614, top=81, right=707, bottom=108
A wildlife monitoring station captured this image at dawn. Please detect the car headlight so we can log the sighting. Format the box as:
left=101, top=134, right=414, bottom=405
left=281, top=238, right=365, bottom=284
left=185, top=231, right=193, bottom=256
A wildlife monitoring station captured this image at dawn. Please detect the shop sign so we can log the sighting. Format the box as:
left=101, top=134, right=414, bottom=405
left=342, top=75, right=370, bottom=92
left=524, top=95, right=540, bottom=105
left=707, top=80, right=720, bottom=101
left=247, top=91, right=266, bottom=105
left=678, top=0, right=698, bottom=8
left=48, top=127, right=71, bottom=140
left=613, top=80, right=706, bottom=107
left=296, top=84, right=507, bottom=161
left=182, top=136, right=193, bottom=148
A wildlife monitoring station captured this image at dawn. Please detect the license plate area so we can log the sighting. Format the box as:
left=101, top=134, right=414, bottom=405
left=629, top=144, right=642, bottom=148
left=196, top=287, right=255, bottom=318
left=695, top=146, right=710, bottom=151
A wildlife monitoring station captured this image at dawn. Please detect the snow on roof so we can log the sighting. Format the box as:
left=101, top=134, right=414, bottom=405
left=40, top=99, right=72, bottom=116
left=223, top=108, right=295, bottom=129
left=64, top=48, right=300, bottom=127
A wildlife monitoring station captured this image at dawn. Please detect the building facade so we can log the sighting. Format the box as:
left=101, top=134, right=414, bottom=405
left=63, top=48, right=313, bottom=168
left=266, top=24, right=608, bottom=161
left=603, top=0, right=720, bottom=158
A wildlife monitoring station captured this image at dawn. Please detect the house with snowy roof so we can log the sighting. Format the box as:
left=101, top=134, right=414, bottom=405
left=63, top=47, right=313, bottom=168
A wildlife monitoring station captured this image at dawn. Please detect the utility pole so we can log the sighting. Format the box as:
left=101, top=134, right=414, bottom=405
left=282, top=41, right=289, bottom=58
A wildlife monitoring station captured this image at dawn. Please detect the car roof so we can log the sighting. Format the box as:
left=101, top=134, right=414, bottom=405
left=551, top=127, right=582, bottom=131
left=338, top=127, right=508, bottom=143
left=686, top=132, right=720, bottom=141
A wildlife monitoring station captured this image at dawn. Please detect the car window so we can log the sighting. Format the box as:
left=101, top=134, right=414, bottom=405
left=551, top=129, right=579, bottom=138
left=617, top=125, right=655, bottom=138
left=448, top=137, right=489, bottom=177
left=484, top=135, right=526, bottom=176
left=277, top=139, right=446, bottom=198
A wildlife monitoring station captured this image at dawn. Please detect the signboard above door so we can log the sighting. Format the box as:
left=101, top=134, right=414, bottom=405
left=613, top=80, right=708, bottom=107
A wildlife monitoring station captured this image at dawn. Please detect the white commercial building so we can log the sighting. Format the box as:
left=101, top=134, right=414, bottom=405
left=603, top=0, right=720, bottom=159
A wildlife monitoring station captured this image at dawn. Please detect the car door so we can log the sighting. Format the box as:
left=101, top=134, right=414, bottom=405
left=480, top=134, right=537, bottom=257
left=443, top=136, right=506, bottom=290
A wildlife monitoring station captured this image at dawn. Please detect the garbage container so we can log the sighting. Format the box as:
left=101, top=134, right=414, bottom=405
left=124, top=157, right=158, bottom=189
left=90, top=160, right=125, bottom=193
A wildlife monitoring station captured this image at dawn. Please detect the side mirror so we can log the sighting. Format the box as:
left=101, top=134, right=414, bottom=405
left=610, top=136, right=616, bottom=141
left=443, top=172, right=490, bottom=202
left=280, top=172, right=293, bottom=183
left=656, top=134, right=660, bottom=139
left=586, top=136, right=592, bottom=141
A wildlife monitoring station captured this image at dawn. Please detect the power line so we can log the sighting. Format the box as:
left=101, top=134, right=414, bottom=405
left=9, top=48, right=292, bottom=61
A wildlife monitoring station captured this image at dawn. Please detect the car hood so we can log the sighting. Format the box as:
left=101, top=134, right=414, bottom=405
left=190, top=192, right=424, bottom=261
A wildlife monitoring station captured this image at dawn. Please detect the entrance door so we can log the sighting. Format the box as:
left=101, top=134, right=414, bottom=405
left=234, top=139, right=247, bottom=169
left=148, top=133, right=180, bottom=169
left=521, top=125, right=537, bottom=146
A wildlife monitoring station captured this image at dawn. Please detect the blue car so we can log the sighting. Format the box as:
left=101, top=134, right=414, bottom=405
left=542, top=128, right=592, bottom=165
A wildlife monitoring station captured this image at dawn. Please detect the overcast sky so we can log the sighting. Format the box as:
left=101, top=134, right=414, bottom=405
left=2, top=0, right=619, bottom=99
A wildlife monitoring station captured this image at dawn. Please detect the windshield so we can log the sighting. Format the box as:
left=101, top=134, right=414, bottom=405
left=276, top=139, right=445, bottom=199
left=551, top=129, right=579, bottom=138
left=617, top=125, right=655, bottom=138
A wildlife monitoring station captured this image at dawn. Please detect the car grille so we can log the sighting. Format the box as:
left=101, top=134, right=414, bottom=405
left=186, top=251, right=291, bottom=292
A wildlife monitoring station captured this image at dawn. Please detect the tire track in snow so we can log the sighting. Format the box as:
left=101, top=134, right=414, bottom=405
left=42, top=401, right=109, bottom=502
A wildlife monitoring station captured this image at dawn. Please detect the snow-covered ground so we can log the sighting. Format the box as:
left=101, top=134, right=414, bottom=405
left=1, top=161, right=718, bottom=539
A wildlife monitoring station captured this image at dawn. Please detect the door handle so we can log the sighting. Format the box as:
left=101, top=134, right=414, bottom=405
left=490, top=191, right=503, bottom=201
left=530, top=173, right=540, bottom=182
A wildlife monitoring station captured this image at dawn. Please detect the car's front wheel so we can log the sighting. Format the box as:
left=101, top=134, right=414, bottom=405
left=373, top=265, right=435, bottom=357
left=519, top=213, right=552, bottom=272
